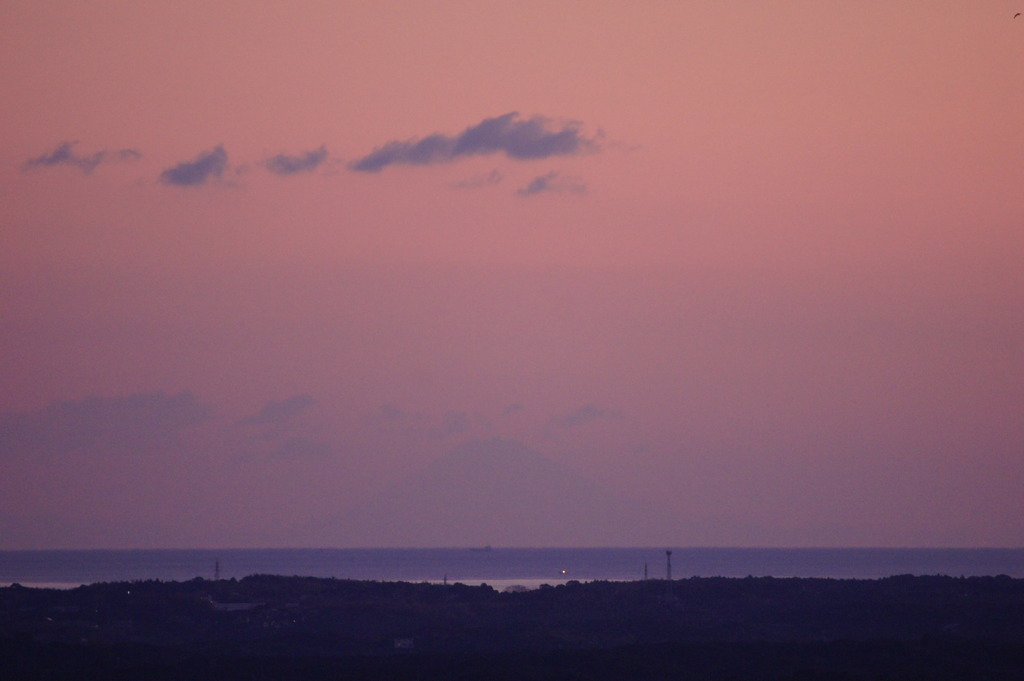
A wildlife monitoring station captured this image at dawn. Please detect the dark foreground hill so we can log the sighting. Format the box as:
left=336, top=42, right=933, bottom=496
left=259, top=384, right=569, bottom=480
left=2, top=575, right=1023, bottom=680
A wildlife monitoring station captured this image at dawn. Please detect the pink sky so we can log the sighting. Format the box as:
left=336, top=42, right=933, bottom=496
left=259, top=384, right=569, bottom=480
left=1, top=1, right=1022, bottom=549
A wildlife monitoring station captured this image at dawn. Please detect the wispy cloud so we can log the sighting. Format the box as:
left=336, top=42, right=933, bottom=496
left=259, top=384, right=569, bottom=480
left=269, top=436, right=332, bottom=460
left=365, top=404, right=486, bottom=439
left=453, top=169, right=503, bottom=189
left=233, top=395, right=332, bottom=461
left=436, top=410, right=473, bottom=439
left=22, top=141, right=141, bottom=174
left=517, top=171, right=587, bottom=197
left=263, top=145, right=328, bottom=175
left=159, top=146, right=228, bottom=186
left=546, top=404, right=624, bottom=431
left=241, top=395, right=317, bottom=425
left=365, top=404, right=427, bottom=434
left=350, top=112, right=598, bottom=172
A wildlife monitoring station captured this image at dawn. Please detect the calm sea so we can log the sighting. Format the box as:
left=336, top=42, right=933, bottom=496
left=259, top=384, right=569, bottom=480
left=1, top=548, right=1022, bottom=589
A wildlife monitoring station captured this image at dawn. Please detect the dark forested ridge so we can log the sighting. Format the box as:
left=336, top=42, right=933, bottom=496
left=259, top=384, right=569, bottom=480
left=2, top=575, right=1023, bottom=679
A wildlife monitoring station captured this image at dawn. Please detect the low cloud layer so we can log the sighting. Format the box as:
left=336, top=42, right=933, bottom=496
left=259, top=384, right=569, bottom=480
left=234, top=395, right=332, bottom=461
left=22, top=141, right=141, bottom=173
left=263, top=146, right=328, bottom=175
left=546, top=404, right=624, bottom=430
left=517, top=171, right=587, bottom=197
left=269, top=436, right=332, bottom=460
left=242, top=395, right=317, bottom=425
left=160, top=146, right=228, bottom=186
left=365, top=404, right=485, bottom=439
left=350, top=112, right=598, bottom=172
left=0, top=392, right=211, bottom=457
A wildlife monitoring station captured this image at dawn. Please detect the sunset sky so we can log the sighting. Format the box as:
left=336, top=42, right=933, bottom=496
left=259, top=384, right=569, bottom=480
left=2, top=1, right=1022, bottom=549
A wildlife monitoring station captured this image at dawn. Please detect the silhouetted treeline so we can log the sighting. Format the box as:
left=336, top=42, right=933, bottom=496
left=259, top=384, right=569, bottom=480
left=2, top=575, right=1023, bottom=679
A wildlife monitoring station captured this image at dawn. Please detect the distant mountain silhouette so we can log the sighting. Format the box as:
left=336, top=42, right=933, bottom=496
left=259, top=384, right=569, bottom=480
left=329, top=438, right=664, bottom=547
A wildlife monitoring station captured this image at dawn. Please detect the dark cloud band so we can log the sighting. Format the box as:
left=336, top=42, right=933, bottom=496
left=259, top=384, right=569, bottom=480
left=23, top=141, right=141, bottom=173
left=350, top=112, right=597, bottom=172
left=263, top=146, right=328, bottom=175
left=160, top=146, right=228, bottom=186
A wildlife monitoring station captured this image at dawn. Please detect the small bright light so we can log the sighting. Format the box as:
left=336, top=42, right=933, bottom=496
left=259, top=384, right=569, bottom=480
left=561, top=570, right=567, bottom=574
